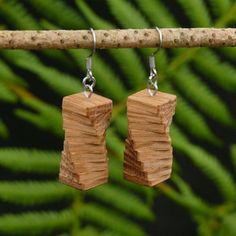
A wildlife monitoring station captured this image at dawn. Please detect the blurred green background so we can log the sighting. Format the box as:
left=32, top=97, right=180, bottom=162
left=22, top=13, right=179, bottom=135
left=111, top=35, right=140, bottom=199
left=0, top=0, right=236, bottom=235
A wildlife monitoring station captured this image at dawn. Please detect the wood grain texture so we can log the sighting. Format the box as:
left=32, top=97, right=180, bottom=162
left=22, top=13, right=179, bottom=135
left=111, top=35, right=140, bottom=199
left=124, top=89, right=176, bottom=187
left=59, top=92, right=112, bottom=191
left=0, top=28, right=235, bottom=49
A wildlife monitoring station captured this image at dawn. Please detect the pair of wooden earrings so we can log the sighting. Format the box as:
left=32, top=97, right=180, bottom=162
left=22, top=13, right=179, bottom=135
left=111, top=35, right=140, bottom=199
left=59, top=28, right=176, bottom=190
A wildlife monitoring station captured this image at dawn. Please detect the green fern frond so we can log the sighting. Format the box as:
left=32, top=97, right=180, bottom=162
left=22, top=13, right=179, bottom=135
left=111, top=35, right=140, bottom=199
left=79, top=204, right=147, bottom=236
left=107, top=0, right=149, bottom=28
left=0, top=119, right=9, bottom=140
left=78, top=227, right=100, bottom=236
left=172, top=175, right=211, bottom=215
left=0, top=0, right=39, bottom=29
left=220, top=47, right=236, bottom=61
left=106, top=128, right=124, bottom=158
left=69, top=50, right=127, bottom=101
left=218, top=213, right=236, bottom=236
left=170, top=66, right=234, bottom=126
left=87, top=184, right=154, bottom=220
left=76, top=0, right=113, bottom=30
left=0, top=59, right=27, bottom=87
left=23, top=0, right=86, bottom=29
left=137, top=0, right=179, bottom=27
left=230, top=145, right=236, bottom=171
left=177, top=0, right=212, bottom=26
left=0, top=181, right=75, bottom=206
left=15, top=98, right=63, bottom=137
left=1, top=50, right=82, bottom=96
left=113, top=114, right=127, bottom=138
left=79, top=227, right=122, bottom=236
left=170, top=126, right=236, bottom=201
left=193, top=49, right=236, bottom=91
left=0, top=210, right=74, bottom=235
left=197, top=219, right=214, bottom=236
left=76, top=0, right=146, bottom=89
left=206, top=0, right=231, bottom=16
left=39, top=49, right=75, bottom=71
left=0, top=81, right=17, bottom=103
left=161, top=82, right=222, bottom=146
left=0, top=148, right=59, bottom=175
left=15, top=109, right=51, bottom=133
left=158, top=182, right=210, bottom=216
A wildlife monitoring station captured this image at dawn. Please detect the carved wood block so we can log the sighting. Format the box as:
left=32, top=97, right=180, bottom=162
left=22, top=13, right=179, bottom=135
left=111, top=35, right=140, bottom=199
left=124, top=89, right=176, bottom=187
left=59, top=92, right=112, bottom=190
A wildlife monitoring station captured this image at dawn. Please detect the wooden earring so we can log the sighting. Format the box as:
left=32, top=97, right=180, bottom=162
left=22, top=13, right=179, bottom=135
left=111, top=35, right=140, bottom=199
left=59, top=28, right=112, bottom=190
left=123, top=89, right=176, bottom=186
left=123, top=27, right=177, bottom=186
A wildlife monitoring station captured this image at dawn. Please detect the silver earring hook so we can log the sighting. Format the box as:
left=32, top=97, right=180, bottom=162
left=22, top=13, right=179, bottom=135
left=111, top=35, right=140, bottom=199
left=148, top=27, right=162, bottom=96
left=88, top=28, right=96, bottom=57
left=151, top=27, right=163, bottom=56
left=83, top=28, right=96, bottom=98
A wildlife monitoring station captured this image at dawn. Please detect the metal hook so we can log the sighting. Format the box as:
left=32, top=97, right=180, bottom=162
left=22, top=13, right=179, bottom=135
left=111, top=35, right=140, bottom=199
left=148, top=27, right=162, bottom=96
left=86, top=28, right=96, bottom=71
left=83, top=28, right=96, bottom=98
left=88, top=28, right=96, bottom=57
left=152, top=27, right=163, bottom=56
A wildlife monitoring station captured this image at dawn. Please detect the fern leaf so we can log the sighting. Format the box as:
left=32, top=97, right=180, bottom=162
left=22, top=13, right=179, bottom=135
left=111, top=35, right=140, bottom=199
left=15, top=109, right=50, bottom=132
left=23, top=0, right=87, bottom=29
left=218, top=213, right=236, bottom=236
left=160, top=82, right=222, bottom=146
left=0, top=119, right=9, bottom=140
left=0, top=59, right=27, bottom=87
left=0, top=0, right=39, bottom=29
left=69, top=49, right=127, bottom=101
left=170, top=126, right=236, bottom=201
left=76, top=0, right=146, bottom=88
left=79, top=204, right=147, bottom=236
left=1, top=50, right=82, bottom=95
left=230, top=145, right=236, bottom=171
left=197, top=219, right=214, bottom=236
left=76, top=0, right=113, bottom=29
left=170, top=66, right=234, bottom=126
left=39, top=49, right=76, bottom=71
left=15, top=98, right=63, bottom=137
left=106, top=128, right=124, bottom=158
left=172, top=175, right=211, bottom=215
left=206, top=0, right=231, bottom=16
left=113, top=114, right=128, bottom=138
left=0, top=210, right=74, bottom=235
left=107, top=0, right=149, bottom=28
left=177, top=0, right=212, bottom=26
left=193, top=49, right=236, bottom=91
left=87, top=185, right=154, bottom=220
left=220, top=47, right=236, bottom=61
left=158, top=182, right=210, bottom=216
left=0, top=148, right=59, bottom=175
left=0, top=82, right=17, bottom=103
left=137, top=0, right=179, bottom=27
left=79, top=227, right=122, bottom=236
left=0, top=181, right=75, bottom=206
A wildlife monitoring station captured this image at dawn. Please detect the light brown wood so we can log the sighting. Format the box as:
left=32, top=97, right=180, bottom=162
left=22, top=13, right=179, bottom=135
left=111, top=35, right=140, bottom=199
left=59, top=92, right=112, bottom=191
left=124, top=89, right=176, bottom=187
left=0, top=28, right=235, bottom=49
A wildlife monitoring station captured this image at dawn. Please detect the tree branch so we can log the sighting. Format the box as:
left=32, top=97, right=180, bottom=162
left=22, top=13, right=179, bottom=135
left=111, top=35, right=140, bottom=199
left=0, top=28, right=235, bottom=49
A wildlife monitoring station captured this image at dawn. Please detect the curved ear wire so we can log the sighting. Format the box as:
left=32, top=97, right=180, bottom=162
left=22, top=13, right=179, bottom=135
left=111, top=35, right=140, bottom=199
left=148, top=27, right=163, bottom=96
left=83, top=28, right=97, bottom=98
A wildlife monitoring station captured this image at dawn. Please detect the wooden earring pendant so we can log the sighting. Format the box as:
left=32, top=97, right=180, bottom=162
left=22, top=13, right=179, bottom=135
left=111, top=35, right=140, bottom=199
left=123, top=27, right=177, bottom=186
left=59, top=92, right=112, bottom=190
left=59, top=28, right=112, bottom=190
left=123, top=89, right=176, bottom=186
